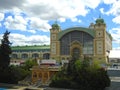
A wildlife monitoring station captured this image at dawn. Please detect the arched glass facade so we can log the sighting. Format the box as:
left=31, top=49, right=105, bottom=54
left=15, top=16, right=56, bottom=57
left=60, top=30, right=94, bottom=55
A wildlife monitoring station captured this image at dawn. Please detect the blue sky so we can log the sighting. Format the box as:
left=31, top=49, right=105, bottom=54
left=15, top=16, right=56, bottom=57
left=0, top=0, right=120, bottom=49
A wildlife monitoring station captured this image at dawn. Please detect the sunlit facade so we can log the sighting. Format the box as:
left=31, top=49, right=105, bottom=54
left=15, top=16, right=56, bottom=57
left=50, top=17, right=112, bottom=63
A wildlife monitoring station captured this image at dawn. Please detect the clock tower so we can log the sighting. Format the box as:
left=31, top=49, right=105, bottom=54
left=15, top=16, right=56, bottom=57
left=50, top=22, right=61, bottom=60
left=94, top=17, right=107, bottom=63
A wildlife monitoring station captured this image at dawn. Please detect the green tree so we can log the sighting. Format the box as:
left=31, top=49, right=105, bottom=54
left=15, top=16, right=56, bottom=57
left=50, top=58, right=110, bottom=90
left=9, top=65, right=30, bottom=83
left=0, top=31, right=13, bottom=83
left=0, top=31, right=12, bottom=69
left=22, top=59, right=38, bottom=70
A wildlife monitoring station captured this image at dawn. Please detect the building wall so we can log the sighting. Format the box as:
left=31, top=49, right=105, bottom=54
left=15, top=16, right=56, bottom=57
left=11, top=51, right=50, bottom=60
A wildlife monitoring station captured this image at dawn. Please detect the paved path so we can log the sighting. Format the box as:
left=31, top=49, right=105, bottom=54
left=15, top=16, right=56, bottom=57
left=106, top=69, right=120, bottom=90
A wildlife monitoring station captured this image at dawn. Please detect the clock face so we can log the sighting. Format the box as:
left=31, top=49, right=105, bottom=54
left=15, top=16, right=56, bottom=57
left=96, top=31, right=103, bottom=37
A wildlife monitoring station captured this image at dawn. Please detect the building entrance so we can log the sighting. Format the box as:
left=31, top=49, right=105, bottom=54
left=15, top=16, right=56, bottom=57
left=72, top=47, right=80, bottom=60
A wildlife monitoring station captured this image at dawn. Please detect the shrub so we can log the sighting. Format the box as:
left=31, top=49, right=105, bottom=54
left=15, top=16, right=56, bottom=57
left=50, top=59, right=110, bottom=90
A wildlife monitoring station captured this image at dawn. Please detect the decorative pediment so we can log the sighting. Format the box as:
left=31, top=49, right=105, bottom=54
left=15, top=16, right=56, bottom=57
left=70, top=40, right=83, bottom=59
left=71, top=40, right=82, bottom=46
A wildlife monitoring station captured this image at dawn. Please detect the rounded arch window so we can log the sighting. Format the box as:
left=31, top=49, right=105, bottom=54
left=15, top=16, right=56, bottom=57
left=32, top=53, right=39, bottom=58
left=21, top=53, right=28, bottom=59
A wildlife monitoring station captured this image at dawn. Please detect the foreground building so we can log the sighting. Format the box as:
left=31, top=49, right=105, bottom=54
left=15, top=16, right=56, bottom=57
left=31, top=60, right=60, bottom=85
left=11, top=17, right=112, bottom=64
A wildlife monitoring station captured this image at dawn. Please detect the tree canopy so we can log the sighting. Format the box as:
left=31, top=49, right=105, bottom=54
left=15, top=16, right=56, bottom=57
left=50, top=58, right=110, bottom=90
left=0, top=30, right=12, bottom=69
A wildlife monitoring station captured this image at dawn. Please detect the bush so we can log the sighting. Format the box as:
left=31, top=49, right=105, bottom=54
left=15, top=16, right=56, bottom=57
left=50, top=78, right=71, bottom=88
left=49, top=59, right=110, bottom=90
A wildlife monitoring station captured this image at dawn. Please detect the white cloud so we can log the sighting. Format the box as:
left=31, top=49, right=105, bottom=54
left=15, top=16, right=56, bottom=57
left=71, top=17, right=78, bottom=22
left=112, top=16, right=120, bottom=24
left=0, top=0, right=104, bottom=22
left=70, top=17, right=82, bottom=23
left=82, top=0, right=101, bottom=9
left=105, top=0, right=120, bottom=16
left=22, top=0, right=92, bottom=20
left=29, top=17, right=51, bottom=32
left=59, top=18, right=66, bottom=22
left=9, top=33, right=50, bottom=46
left=109, top=27, right=120, bottom=49
left=4, top=15, right=27, bottom=31
left=99, top=0, right=120, bottom=16
left=0, top=23, right=1, bottom=27
left=100, top=8, right=105, bottom=14
left=1, top=0, right=103, bottom=35
left=78, top=20, right=82, bottom=23
left=109, top=27, right=120, bottom=41
left=28, top=35, right=50, bottom=44
left=103, top=0, right=116, bottom=4
left=0, top=13, right=4, bottom=21
left=28, top=30, right=36, bottom=34
left=3, top=15, right=51, bottom=33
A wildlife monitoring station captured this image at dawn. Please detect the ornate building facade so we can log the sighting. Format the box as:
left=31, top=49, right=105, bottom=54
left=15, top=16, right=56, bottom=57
left=50, top=17, right=112, bottom=63
left=11, top=17, right=112, bottom=63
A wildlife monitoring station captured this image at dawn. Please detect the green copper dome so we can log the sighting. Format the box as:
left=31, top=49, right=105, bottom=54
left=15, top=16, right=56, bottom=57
left=95, top=18, right=105, bottom=24
left=52, top=23, right=60, bottom=30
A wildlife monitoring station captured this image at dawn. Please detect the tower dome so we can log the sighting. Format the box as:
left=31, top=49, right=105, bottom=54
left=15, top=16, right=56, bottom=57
left=95, top=17, right=105, bottom=24
left=51, top=21, right=60, bottom=30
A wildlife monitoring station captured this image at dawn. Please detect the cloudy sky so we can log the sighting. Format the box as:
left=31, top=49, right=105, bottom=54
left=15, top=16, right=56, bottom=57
left=0, top=0, right=120, bottom=49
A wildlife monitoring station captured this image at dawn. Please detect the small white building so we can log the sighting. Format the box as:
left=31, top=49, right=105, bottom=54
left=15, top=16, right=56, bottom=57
left=109, top=50, right=120, bottom=63
left=107, top=50, right=120, bottom=69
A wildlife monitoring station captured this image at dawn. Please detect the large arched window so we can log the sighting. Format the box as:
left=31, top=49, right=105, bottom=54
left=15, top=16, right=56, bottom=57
left=60, top=30, right=94, bottom=55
